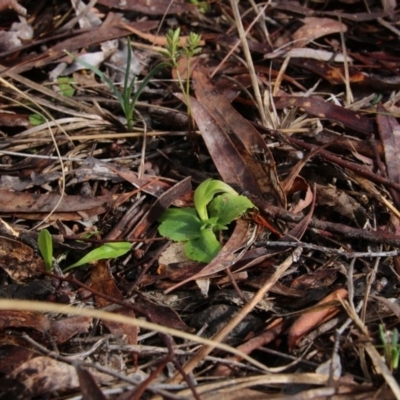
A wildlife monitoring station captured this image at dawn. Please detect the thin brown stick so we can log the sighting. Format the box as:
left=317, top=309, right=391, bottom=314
left=169, top=248, right=303, bottom=383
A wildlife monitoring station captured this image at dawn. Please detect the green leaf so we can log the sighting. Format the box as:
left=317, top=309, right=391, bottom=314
left=158, top=208, right=203, bottom=241
left=38, top=229, right=53, bottom=272
left=184, top=228, right=221, bottom=263
left=29, top=113, right=46, bottom=126
left=209, top=193, right=255, bottom=226
left=194, top=179, right=239, bottom=221
left=64, top=242, right=131, bottom=272
left=131, top=62, right=170, bottom=114
left=57, top=77, right=75, bottom=97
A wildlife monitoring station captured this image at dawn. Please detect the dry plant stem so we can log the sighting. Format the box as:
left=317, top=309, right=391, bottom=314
left=20, top=333, right=179, bottom=398
left=129, top=335, right=201, bottom=400
left=345, top=259, right=400, bottom=398
left=361, top=250, right=381, bottom=323
left=169, top=247, right=303, bottom=383
left=339, top=16, right=353, bottom=105
left=229, top=0, right=272, bottom=127
left=287, top=136, right=400, bottom=193
left=341, top=299, right=400, bottom=399
left=0, top=299, right=271, bottom=373
left=255, top=200, right=400, bottom=247
left=0, top=66, right=97, bottom=115
left=261, top=241, right=400, bottom=258
left=210, top=4, right=268, bottom=78
left=0, top=77, right=67, bottom=227
left=175, top=372, right=332, bottom=398
left=255, top=124, right=400, bottom=193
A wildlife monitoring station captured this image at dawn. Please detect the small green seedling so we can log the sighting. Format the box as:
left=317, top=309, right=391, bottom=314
left=37, top=228, right=131, bottom=273
left=57, top=76, right=75, bottom=97
left=189, top=0, right=209, bottom=13
left=65, top=38, right=169, bottom=132
left=378, top=324, right=400, bottom=371
left=29, top=113, right=47, bottom=126
left=38, top=229, right=53, bottom=272
left=160, top=28, right=202, bottom=118
left=158, top=179, right=255, bottom=263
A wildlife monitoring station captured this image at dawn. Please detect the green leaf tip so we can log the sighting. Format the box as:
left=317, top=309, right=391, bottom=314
left=64, top=242, right=131, bottom=272
left=38, top=229, right=53, bottom=272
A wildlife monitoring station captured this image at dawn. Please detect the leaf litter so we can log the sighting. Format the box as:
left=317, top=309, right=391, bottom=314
left=0, top=0, right=400, bottom=398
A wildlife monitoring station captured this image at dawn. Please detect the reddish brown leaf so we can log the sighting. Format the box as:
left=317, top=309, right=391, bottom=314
left=97, top=160, right=193, bottom=207
left=0, top=112, right=30, bottom=127
left=287, top=288, right=348, bottom=349
left=292, top=17, right=347, bottom=48
left=0, top=342, right=36, bottom=375
left=211, top=318, right=284, bottom=376
left=0, top=190, right=113, bottom=213
left=181, top=93, right=262, bottom=197
left=291, top=270, right=338, bottom=290
left=76, top=366, right=106, bottom=400
left=135, top=295, right=192, bottom=332
left=0, top=310, right=49, bottom=333
left=49, top=316, right=92, bottom=344
left=291, top=58, right=366, bottom=86
left=193, top=71, right=286, bottom=206
left=90, top=260, right=137, bottom=345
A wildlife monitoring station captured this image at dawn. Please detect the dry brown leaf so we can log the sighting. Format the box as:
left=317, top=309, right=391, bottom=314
left=316, top=184, right=366, bottom=222
left=0, top=310, right=49, bottom=332
left=181, top=93, right=262, bottom=196
left=91, top=260, right=137, bottom=345
left=274, top=96, right=374, bottom=136
left=192, top=70, right=286, bottom=207
left=0, top=236, right=45, bottom=282
left=293, top=17, right=347, bottom=48
left=9, top=356, right=79, bottom=396
left=76, top=366, right=106, bottom=400
left=49, top=316, right=92, bottom=344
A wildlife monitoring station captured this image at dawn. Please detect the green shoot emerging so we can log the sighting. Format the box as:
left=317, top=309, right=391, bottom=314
left=379, top=324, right=400, bottom=372
left=160, top=28, right=202, bottom=118
left=158, top=179, right=255, bottom=263
left=38, top=229, right=53, bottom=272
left=65, top=38, right=168, bottom=131
left=37, top=228, right=131, bottom=272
